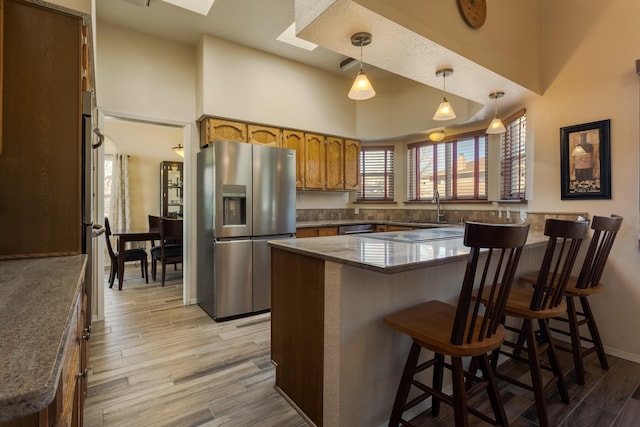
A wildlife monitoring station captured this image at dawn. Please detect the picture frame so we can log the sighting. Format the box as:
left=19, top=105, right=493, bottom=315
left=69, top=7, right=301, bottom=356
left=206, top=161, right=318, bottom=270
left=560, top=119, right=611, bottom=200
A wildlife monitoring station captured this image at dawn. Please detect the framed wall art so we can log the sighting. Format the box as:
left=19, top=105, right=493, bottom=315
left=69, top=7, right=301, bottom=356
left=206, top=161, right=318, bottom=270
left=560, top=119, right=611, bottom=200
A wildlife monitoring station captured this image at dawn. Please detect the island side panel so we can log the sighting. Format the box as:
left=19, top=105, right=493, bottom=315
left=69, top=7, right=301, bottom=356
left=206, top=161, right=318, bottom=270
left=271, top=247, right=324, bottom=426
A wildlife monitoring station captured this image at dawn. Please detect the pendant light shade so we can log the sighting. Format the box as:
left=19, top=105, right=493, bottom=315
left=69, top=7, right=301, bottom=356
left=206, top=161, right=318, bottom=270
left=348, top=32, right=376, bottom=100
left=486, top=92, right=506, bottom=134
left=433, top=68, right=456, bottom=121
left=172, top=144, right=185, bottom=157
left=348, top=70, right=376, bottom=100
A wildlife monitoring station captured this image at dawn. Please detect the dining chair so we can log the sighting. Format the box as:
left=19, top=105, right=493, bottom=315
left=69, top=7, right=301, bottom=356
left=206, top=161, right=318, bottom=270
left=384, top=221, right=530, bottom=427
left=104, top=217, right=148, bottom=288
left=472, top=218, right=589, bottom=427
left=148, top=214, right=161, bottom=259
left=152, top=217, right=183, bottom=286
left=519, top=214, right=623, bottom=385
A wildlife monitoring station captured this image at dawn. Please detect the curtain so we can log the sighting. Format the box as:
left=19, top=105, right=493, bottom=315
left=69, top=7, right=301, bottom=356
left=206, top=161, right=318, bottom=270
left=110, top=154, right=130, bottom=232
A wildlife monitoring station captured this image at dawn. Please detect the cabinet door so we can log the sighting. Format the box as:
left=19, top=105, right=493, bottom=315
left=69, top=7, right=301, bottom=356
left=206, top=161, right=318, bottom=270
left=304, top=133, right=325, bottom=189
left=283, top=130, right=305, bottom=189
left=202, top=118, right=247, bottom=147
left=160, top=161, right=183, bottom=218
left=248, top=124, right=281, bottom=147
left=0, top=0, right=82, bottom=258
left=295, top=228, right=318, bottom=238
left=325, top=137, right=344, bottom=190
left=344, top=139, right=361, bottom=190
left=318, top=226, right=338, bottom=236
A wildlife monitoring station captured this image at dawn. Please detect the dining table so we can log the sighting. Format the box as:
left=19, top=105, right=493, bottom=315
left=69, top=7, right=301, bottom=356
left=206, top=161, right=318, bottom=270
left=111, top=227, right=160, bottom=290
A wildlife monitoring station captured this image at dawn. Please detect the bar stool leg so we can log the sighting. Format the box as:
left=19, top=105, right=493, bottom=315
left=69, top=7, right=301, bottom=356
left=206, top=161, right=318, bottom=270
left=389, top=342, right=421, bottom=427
left=432, top=353, right=444, bottom=416
left=477, top=354, right=508, bottom=426
left=451, top=357, right=470, bottom=427
left=566, top=296, right=586, bottom=385
left=523, top=319, right=550, bottom=427
left=581, top=296, right=609, bottom=370
left=538, top=318, right=570, bottom=403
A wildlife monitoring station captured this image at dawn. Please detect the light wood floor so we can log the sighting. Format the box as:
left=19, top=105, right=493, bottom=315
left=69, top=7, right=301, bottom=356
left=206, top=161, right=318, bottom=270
left=84, top=266, right=306, bottom=426
left=85, top=266, right=640, bottom=426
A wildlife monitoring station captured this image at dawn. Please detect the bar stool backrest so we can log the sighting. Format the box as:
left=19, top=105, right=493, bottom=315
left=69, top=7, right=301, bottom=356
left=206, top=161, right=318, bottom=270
left=574, top=214, right=623, bottom=290
left=529, top=219, right=590, bottom=311
left=452, top=222, right=530, bottom=346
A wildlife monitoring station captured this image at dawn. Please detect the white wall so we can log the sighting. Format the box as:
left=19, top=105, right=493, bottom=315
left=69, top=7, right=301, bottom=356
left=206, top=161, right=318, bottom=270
left=527, top=0, right=640, bottom=360
left=96, top=22, right=196, bottom=123
left=198, top=35, right=356, bottom=138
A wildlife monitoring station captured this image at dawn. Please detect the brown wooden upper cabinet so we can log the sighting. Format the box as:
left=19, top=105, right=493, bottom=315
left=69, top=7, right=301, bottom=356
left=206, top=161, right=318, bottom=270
left=0, top=0, right=84, bottom=258
left=248, top=124, right=281, bottom=147
left=198, top=117, right=360, bottom=192
left=325, top=136, right=344, bottom=190
left=304, top=133, right=325, bottom=190
left=201, top=118, right=247, bottom=147
left=283, top=129, right=305, bottom=188
left=344, top=139, right=360, bottom=190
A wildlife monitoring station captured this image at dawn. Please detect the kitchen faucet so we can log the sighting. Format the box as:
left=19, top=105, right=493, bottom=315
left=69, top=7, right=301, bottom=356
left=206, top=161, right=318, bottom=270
left=432, top=190, right=445, bottom=223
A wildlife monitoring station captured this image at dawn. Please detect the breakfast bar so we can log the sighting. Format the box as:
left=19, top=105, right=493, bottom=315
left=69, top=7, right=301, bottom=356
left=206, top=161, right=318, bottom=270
left=269, top=227, right=547, bottom=427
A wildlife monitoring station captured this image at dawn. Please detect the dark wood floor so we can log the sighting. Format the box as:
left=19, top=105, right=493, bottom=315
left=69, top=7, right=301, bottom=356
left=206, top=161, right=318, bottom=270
left=85, top=266, right=640, bottom=426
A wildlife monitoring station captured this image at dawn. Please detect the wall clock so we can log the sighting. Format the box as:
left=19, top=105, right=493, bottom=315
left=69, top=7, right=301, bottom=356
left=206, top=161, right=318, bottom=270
left=457, top=0, right=487, bottom=29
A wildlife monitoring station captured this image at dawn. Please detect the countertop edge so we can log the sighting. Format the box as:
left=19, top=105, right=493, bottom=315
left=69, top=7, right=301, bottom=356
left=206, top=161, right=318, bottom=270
left=0, top=255, right=87, bottom=422
left=269, top=234, right=548, bottom=274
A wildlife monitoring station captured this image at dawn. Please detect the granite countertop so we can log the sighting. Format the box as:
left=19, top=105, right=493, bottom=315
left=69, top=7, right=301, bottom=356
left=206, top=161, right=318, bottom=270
left=0, top=255, right=87, bottom=422
left=270, top=227, right=547, bottom=274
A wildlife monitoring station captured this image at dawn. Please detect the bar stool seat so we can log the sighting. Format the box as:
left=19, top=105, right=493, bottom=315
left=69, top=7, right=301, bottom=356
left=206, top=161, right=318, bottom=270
left=384, top=222, right=530, bottom=427
left=518, top=214, right=623, bottom=385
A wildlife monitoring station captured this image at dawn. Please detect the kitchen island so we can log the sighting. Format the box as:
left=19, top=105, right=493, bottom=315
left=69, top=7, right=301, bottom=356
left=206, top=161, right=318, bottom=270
left=269, top=227, right=547, bottom=427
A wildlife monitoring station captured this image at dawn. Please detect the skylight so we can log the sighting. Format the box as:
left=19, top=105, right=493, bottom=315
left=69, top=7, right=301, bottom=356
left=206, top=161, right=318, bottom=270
left=276, top=23, right=318, bottom=51
left=161, top=0, right=215, bottom=16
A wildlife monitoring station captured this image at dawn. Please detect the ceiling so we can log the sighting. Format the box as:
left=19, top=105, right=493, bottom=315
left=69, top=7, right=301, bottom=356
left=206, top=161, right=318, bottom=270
left=97, top=0, right=369, bottom=77
left=97, top=0, right=534, bottom=127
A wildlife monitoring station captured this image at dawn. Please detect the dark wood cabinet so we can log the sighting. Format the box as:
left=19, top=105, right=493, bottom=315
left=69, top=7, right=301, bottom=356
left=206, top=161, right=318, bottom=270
left=160, top=161, right=183, bottom=218
left=0, top=0, right=84, bottom=258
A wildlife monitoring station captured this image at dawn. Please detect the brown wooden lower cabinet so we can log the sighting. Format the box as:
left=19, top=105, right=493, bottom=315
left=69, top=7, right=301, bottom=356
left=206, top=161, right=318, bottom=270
left=271, top=248, right=324, bottom=426
left=295, top=226, right=339, bottom=238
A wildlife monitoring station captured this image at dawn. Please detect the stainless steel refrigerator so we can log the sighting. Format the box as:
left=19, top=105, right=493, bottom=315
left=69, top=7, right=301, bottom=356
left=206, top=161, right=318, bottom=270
left=197, top=140, right=296, bottom=321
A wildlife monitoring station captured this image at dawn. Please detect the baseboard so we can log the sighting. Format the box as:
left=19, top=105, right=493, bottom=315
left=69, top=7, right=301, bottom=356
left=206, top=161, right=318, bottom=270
left=604, top=346, right=640, bottom=364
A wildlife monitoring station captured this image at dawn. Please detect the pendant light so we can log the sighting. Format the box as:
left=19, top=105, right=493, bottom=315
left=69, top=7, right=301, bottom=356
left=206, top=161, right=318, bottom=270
left=172, top=144, right=185, bottom=157
left=486, top=91, right=507, bottom=134
left=348, top=32, right=376, bottom=100
left=433, top=68, right=456, bottom=121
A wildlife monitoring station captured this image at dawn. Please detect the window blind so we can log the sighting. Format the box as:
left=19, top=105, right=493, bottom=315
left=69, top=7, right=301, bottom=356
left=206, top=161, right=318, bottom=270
left=501, top=110, right=527, bottom=200
left=358, top=146, right=395, bottom=201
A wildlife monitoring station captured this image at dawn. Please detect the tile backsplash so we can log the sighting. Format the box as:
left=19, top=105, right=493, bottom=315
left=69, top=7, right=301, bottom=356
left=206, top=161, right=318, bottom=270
left=296, top=208, right=588, bottom=232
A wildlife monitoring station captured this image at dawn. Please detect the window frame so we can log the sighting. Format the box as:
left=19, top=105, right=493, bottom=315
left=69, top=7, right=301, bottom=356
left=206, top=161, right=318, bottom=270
left=407, top=131, right=488, bottom=202
left=357, top=145, right=395, bottom=202
left=500, top=109, right=527, bottom=201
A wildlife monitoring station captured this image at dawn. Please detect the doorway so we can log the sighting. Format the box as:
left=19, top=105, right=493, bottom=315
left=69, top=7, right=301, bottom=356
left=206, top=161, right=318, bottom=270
left=94, top=112, right=195, bottom=321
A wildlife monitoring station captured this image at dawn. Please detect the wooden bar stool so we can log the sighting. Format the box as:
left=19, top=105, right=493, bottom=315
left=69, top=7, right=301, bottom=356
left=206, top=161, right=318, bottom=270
left=384, top=222, right=530, bottom=427
left=473, top=218, right=589, bottom=427
left=519, top=214, right=623, bottom=385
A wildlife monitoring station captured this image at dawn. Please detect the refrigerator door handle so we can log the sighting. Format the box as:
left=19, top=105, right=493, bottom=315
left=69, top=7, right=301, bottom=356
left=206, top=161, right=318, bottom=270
left=92, top=127, right=104, bottom=149
left=91, top=223, right=105, bottom=238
